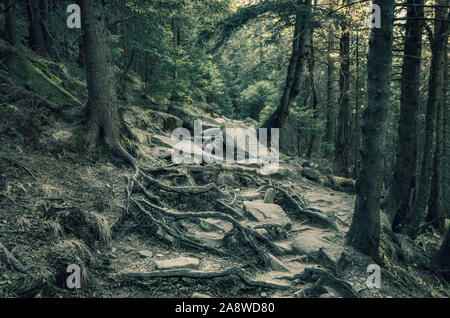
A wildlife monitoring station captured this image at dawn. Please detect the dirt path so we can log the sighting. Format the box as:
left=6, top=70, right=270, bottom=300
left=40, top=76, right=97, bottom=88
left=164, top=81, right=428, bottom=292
left=1, top=114, right=449, bottom=298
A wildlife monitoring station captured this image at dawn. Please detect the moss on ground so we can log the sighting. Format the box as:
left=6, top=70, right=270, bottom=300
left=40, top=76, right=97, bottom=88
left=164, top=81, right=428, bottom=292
left=5, top=54, right=83, bottom=108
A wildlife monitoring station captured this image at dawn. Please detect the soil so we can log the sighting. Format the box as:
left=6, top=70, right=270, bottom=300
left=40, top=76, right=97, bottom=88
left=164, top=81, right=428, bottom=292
left=0, top=44, right=449, bottom=299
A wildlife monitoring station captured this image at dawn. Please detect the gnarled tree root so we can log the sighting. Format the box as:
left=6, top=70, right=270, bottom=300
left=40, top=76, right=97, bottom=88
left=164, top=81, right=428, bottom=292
left=134, top=197, right=284, bottom=255
left=116, top=267, right=289, bottom=290
left=272, top=185, right=339, bottom=230
left=0, top=242, right=29, bottom=274
left=288, top=268, right=359, bottom=298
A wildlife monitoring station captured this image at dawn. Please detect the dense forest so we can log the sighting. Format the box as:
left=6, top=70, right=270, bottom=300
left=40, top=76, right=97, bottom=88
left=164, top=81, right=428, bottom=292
left=0, top=0, right=449, bottom=299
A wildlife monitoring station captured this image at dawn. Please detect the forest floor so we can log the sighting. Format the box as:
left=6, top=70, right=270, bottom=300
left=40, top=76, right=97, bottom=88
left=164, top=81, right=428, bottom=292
left=0, top=42, right=449, bottom=298
left=1, top=114, right=449, bottom=298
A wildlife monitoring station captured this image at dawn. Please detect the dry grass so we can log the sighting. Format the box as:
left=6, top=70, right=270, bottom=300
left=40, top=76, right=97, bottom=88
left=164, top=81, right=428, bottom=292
left=48, top=238, right=94, bottom=283
left=88, top=211, right=112, bottom=244
left=43, top=219, right=64, bottom=239
left=57, top=208, right=112, bottom=246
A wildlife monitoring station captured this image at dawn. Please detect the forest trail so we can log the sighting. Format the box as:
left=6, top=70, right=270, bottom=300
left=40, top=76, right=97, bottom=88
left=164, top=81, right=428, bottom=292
left=1, top=95, right=448, bottom=298
left=0, top=37, right=448, bottom=298
left=102, top=126, right=361, bottom=298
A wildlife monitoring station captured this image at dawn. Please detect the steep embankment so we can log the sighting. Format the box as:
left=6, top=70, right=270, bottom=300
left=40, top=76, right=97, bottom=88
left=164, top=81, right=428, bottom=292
left=0, top=41, right=449, bottom=298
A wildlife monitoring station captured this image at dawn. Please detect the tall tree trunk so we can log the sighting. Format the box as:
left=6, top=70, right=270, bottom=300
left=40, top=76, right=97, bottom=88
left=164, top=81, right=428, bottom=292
left=262, top=0, right=311, bottom=139
left=426, top=22, right=448, bottom=230
left=352, top=30, right=361, bottom=177
left=443, top=45, right=450, bottom=220
left=427, top=91, right=445, bottom=230
left=172, top=16, right=180, bottom=81
left=78, top=0, right=137, bottom=168
left=26, top=0, right=47, bottom=55
left=4, top=0, right=18, bottom=45
left=346, top=0, right=394, bottom=260
left=76, top=36, right=85, bottom=68
left=39, top=0, right=51, bottom=55
left=305, top=6, right=318, bottom=161
left=388, top=0, right=424, bottom=232
left=334, top=0, right=351, bottom=177
left=407, top=2, right=449, bottom=237
left=324, top=29, right=335, bottom=158
left=439, top=227, right=450, bottom=274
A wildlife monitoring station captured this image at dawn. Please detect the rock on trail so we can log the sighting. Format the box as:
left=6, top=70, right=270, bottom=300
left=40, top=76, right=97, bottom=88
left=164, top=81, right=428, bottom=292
left=155, top=257, right=201, bottom=271
left=243, top=201, right=292, bottom=230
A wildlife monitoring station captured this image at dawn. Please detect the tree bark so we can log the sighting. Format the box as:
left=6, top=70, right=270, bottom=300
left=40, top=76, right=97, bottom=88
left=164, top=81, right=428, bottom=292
left=305, top=7, right=318, bottom=161
left=426, top=21, right=448, bottom=231
left=39, top=0, right=51, bottom=55
left=324, top=28, right=335, bottom=159
left=426, top=95, right=444, bottom=230
left=334, top=0, right=351, bottom=177
left=443, top=44, right=450, bottom=220
left=78, top=0, right=123, bottom=152
left=352, top=30, right=361, bottom=177
left=262, top=0, right=311, bottom=140
left=26, top=0, right=47, bottom=55
left=388, top=0, right=424, bottom=232
left=346, top=0, right=394, bottom=260
left=439, top=227, right=450, bottom=274
left=172, top=16, right=181, bottom=81
left=4, top=0, right=18, bottom=45
left=407, top=2, right=449, bottom=237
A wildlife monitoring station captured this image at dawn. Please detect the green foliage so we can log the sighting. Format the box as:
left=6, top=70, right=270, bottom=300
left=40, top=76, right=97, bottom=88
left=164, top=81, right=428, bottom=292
left=238, top=80, right=277, bottom=120
left=5, top=54, right=83, bottom=107
left=114, top=0, right=234, bottom=112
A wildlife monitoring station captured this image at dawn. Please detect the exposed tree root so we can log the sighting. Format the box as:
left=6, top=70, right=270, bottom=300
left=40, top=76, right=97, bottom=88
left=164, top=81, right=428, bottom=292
left=116, top=267, right=289, bottom=290
left=272, top=185, right=339, bottom=230
left=140, top=173, right=227, bottom=196
left=0, top=241, right=29, bottom=274
left=104, top=142, right=321, bottom=275
left=382, top=265, right=422, bottom=290
left=102, top=141, right=283, bottom=267
left=271, top=184, right=309, bottom=208
left=288, top=268, right=359, bottom=298
left=131, top=196, right=284, bottom=264
left=294, top=283, right=329, bottom=298
left=143, top=163, right=261, bottom=175
left=216, top=199, right=244, bottom=220
left=131, top=198, right=229, bottom=257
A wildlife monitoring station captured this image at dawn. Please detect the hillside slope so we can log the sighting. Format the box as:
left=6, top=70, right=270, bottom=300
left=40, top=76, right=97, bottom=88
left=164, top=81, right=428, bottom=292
left=0, top=42, right=449, bottom=298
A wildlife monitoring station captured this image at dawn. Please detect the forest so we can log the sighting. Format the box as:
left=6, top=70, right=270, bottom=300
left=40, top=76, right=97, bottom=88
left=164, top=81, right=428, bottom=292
left=0, top=0, right=449, bottom=299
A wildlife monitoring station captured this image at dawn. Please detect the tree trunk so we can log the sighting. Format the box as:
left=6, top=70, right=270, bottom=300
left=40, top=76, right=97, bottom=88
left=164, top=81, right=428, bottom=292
left=443, top=45, right=450, bottom=220
left=407, top=2, right=449, bottom=237
left=78, top=0, right=135, bottom=168
left=346, top=0, right=394, bottom=260
left=334, top=0, right=351, bottom=177
left=79, top=0, right=119, bottom=145
left=76, top=35, right=85, bottom=68
left=26, top=0, right=47, bottom=55
left=427, top=21, right=448, bottom=230
left=388, top=0, right=424, bottom=232
left=4, top=0, right=18, bottom=45
left=305, top=3, right=318, bottom=161
left=426, top=93, right=444, bottom=230
left=324, top=28, right=335, bottom=159
left=439, top=227, right=450, bottom=274
left=262, top=0, right=311, bottom=139
left=352, top=30, right=361, bottom=177
left=39, top=0, right=52, bottom=55
left=172, top=16, right=180, bottom=81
